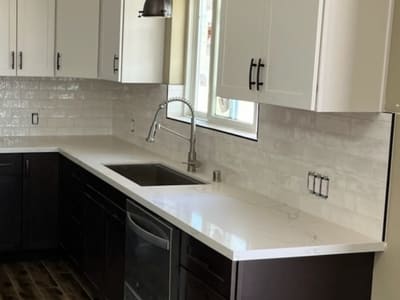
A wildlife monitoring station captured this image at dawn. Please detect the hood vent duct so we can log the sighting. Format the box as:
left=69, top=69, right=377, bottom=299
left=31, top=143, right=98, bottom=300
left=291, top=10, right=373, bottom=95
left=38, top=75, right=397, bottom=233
left=139, top=0, right=172, bottom=17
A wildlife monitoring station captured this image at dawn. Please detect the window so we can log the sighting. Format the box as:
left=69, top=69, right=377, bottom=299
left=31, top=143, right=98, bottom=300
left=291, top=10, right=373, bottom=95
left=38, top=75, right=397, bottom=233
left=167, top=0, right=259, bottom=140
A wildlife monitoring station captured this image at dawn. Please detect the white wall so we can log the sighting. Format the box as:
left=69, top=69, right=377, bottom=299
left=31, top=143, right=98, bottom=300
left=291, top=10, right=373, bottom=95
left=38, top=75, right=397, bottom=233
left=113, top=84, right=392, bottom=240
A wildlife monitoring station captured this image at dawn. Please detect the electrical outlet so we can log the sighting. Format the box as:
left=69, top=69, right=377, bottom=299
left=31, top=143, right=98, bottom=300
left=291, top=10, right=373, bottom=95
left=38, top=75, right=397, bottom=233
left=307, top=171, right=330, bottom=199
left=31, top=113, right=39, bottom=125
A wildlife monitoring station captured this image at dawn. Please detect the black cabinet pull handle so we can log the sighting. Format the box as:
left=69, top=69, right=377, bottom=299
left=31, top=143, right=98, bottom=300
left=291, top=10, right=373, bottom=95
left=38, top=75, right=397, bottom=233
left=56, top=52, right=61, bottom=71
left=19, top=52, right=23, bottom=70
left=256, top=58, right=265, bottom=91
left=127, top=212, right=170, bottom=250
left=24, top=159, right=30, bottom=177
left=113, top=55, right=119, bottom=74
left=0, top=163, right=12, bottom=168
left=248, top=58, right=256, bottom=90
left=11, top=51, right=15, bottom=70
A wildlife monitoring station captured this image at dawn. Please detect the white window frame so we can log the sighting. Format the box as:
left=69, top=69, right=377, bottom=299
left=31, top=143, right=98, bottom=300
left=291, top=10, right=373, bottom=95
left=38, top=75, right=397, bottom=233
left=169, top=0, right=259, bottom=140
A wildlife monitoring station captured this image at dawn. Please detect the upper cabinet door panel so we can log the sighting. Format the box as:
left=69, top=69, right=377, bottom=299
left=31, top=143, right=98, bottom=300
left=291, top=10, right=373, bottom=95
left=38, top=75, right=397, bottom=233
left=217, top=0, right=270, bottom=102
left=121, top=0, right=165, bottom=83
left=0, top=0, right=16, bottom=76
left=259, top=0, right=323, bottom=110
left=385, top=0, right=400, bottom=112
left=56, top=0, right=100, bottom=79
left=98, top=0, right=123, bottom=81
left=17, top=0, right=55, bottom=77
left=317, top=0, right=393, bottom=112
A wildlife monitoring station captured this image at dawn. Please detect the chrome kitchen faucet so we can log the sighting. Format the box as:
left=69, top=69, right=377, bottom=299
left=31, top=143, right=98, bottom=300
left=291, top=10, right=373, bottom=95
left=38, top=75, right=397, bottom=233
left=146, top=98, right=199, bottom=172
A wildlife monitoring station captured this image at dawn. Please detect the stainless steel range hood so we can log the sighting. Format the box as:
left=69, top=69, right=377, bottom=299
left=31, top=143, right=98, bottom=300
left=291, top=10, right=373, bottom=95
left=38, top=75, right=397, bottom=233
left=139, top=0, right=172, bottom=17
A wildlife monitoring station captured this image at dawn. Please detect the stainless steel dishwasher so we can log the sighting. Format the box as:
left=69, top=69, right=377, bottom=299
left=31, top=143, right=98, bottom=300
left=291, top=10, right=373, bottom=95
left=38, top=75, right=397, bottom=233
left=125, top=200, right=179, bottom=300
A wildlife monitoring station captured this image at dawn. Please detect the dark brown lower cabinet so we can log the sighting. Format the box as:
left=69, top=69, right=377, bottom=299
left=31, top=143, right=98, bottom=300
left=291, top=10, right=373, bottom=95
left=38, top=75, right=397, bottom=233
left=83, top=189, right=107, bottom=293
left=2, top=154, right=373, bottom=300
left=22, top=153, right=59, bottom=250
left=0, top=154, right=22, bottom=251
left=235, top=253, right=374, bottom=300
left=59, top=157, right=85, bottom=265
left=180, top=268, right=226, bottom=300
left=180, top=232, right=375, bottom=300
left=0, top=153, right=59, bottom=253
left=105, top=210, right=126, bottom=300
left=60, top=156, right=126, bottom=300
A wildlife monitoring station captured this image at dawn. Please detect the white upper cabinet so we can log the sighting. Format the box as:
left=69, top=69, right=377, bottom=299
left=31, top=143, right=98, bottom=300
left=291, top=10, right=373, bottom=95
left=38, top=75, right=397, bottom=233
left=0, top=0, right=55, bottom=77
left=17, top=0, right=55, bottom=77
left=217, top=0, right=394, bottom=112
left=99, top=0, right=166, bottom=83
left=385, top=0, right=400, bottom=112
left=316, top=0, right=393, bottom=112
left=217, top=0, right=269, bottom=102
left=98, top=0, right=123, bottom=82
left=0, top=0, right=17, bottom=76
left=262, top=0, right=322, bottom=111
left=56, top=0, right=100, bottom=79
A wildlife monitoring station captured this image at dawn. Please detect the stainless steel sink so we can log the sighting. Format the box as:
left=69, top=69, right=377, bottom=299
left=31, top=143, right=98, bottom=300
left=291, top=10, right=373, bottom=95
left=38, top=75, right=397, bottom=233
left=105, top=163, right=204, bottom=186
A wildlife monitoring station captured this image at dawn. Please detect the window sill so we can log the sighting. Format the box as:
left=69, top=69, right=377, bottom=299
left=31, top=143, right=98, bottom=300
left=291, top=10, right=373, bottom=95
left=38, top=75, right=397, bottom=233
left=167, top=115, right=258, bottom=141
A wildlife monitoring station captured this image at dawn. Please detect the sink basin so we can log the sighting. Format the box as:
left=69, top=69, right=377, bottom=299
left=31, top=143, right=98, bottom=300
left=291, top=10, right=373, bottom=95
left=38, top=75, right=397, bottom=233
left=105, top=163, right=204, bottom=186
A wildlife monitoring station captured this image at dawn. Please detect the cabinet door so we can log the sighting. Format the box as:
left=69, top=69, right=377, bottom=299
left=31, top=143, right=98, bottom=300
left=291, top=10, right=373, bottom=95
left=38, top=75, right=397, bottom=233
left=22, top=153, right=59, bottom=250
left=217, top=0, right=269, bottom=102
left=259, top=0, right=322, bottom=110
left=105, top=213, right=125, bottom=300
left=386, top=0, right=400, bottom=112
left=56, top=0, right=99, bottom=78
left=0, top=0, right=16, bottom=76
left=179, top=268, right=226, bottom=300
left=121, top=0, right=165, bottom=83
left=17, top=0, right=55, bottom=77
left=83, top=191, right=106, bottom=294
left=316, top=0, right=393, bottom=112
left=99, top=0, right=123, bottom=81
left=59, top=158, right=84, bottom=266
left=0, top=154, right=22, bottom=251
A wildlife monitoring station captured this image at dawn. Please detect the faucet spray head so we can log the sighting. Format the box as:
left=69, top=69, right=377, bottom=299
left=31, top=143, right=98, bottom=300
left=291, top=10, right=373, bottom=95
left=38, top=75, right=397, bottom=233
left=146, top=119, right=163, bottom=143
left=146, top=122, right=158, bottom=143
left=146, top=103, right=166, bottom=143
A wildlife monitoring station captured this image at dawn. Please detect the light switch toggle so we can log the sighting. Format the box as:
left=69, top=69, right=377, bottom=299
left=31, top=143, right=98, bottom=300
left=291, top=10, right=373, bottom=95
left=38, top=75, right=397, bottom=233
left=307, top=171, right=330, bottom=199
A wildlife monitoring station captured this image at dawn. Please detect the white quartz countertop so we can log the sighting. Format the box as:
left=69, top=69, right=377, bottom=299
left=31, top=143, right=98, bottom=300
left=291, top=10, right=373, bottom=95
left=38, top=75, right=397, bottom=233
left=0, top=135, right=386, bottom=261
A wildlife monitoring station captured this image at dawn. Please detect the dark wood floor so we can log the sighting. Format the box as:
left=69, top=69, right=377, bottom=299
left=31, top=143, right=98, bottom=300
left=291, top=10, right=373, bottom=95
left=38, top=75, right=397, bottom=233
left=0, top=259, right=94, bottom=300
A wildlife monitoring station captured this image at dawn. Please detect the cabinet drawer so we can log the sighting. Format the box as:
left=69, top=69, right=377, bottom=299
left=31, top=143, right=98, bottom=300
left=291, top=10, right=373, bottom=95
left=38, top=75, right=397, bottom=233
left=0, top=154, right=21, bottom=175
left=86, top=174, right=126, bottom=211
left=180, top=233, right=234, bottom=298
left=179, top=268, right=226, bottom=300
left=85, top=182, right=126, bottom=223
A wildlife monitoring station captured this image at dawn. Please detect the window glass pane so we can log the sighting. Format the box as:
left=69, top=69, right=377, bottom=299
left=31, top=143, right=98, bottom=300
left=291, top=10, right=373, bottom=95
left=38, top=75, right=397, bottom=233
left=194, top=0, right=213, bottom=114
left=171, top=0, right=258, bottom=138
left=214, top=97, right=255, bottom=125
left=236, top=100, right=256, bottom=124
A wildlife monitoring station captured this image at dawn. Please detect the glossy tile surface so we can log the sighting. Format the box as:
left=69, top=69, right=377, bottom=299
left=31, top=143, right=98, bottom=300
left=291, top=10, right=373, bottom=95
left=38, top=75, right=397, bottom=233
left=0, top=260, right=93, bottom=300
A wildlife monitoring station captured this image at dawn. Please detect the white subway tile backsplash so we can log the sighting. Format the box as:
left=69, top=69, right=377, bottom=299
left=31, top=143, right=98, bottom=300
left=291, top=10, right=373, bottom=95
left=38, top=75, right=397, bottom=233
left=0, top=77, right=391, bottom=240
left=112, top=85, right=392, bottom=240
left=0, top=77, right=118, bottom=136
